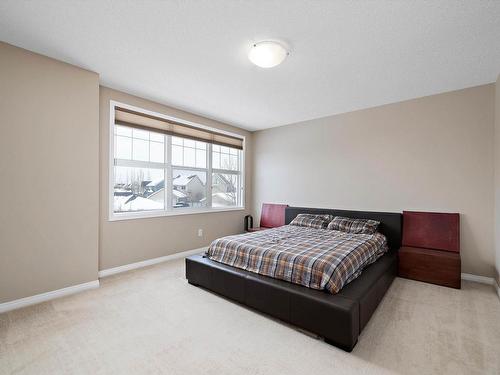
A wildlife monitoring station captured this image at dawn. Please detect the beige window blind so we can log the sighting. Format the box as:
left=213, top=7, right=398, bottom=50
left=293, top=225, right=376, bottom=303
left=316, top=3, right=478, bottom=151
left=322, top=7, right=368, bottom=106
left=114, top=107, right=243, bottom=150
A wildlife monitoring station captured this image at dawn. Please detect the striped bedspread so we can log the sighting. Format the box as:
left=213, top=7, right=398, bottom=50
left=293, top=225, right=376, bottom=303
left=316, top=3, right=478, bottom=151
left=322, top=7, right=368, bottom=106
left=206, top=225, right=388, bottom=294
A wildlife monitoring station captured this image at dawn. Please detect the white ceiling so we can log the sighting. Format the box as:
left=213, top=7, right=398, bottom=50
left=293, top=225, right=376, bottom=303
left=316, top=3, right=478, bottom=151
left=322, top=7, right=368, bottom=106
left=1, top=1, right=499, bottom=131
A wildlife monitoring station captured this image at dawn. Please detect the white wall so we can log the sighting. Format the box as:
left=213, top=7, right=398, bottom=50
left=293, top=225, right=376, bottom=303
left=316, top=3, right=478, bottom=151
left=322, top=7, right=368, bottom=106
left=253, top=85, right=495, bottom=277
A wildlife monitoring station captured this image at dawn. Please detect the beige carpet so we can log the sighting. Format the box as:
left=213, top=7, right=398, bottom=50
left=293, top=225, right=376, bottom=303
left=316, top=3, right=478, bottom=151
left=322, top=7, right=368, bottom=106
left=1, top=257, right=499, bottom=375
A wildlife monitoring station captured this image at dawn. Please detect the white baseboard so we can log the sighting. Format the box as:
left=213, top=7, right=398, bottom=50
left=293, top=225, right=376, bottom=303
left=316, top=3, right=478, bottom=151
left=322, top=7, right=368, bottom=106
left=0, top=280, right=100, bottom=314
left=461, top=273, right=500, bottom=301
left=0, top=247, right=207, bottom=314
left=461, top=273, right=495, bottom=285
left=98, top=247, right=207, bottom=278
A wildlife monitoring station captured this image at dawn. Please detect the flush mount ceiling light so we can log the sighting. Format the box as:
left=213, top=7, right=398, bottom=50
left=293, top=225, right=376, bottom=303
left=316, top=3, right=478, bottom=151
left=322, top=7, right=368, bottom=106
left=248, top=41, right=289, bottom=68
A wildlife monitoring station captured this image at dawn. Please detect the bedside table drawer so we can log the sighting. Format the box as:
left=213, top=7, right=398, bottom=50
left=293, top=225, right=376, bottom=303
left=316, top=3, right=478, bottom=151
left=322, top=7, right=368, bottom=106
left=398, top=246, right=461, bottom=289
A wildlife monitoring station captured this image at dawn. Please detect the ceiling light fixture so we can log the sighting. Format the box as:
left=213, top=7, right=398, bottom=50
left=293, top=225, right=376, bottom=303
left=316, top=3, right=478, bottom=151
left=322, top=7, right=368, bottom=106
left=248, top=41, right=289, bottom=68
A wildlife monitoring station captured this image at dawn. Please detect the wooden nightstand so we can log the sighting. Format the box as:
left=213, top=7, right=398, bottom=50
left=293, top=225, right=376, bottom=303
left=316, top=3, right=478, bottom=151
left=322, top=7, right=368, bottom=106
left=398, top=246, right=461, bottom=288
left=245, top=203, right=288, bottom=232
left=398, top=211, right=461, bottom=289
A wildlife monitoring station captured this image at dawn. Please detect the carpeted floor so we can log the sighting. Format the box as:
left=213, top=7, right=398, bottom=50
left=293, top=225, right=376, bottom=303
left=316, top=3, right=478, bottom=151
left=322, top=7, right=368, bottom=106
left=1, top=257, right=499, bottom=375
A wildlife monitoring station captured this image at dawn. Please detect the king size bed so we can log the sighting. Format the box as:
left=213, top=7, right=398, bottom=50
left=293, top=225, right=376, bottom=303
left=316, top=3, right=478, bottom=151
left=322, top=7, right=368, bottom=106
left=185, top=207, right=402, bottom=351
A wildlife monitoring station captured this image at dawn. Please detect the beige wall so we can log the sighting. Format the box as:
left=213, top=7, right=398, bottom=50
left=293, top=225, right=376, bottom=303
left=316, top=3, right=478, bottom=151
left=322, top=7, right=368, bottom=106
left=0, top=43, right=99, bottom=303
left=252, top=85, right=495, bottom=277
left=99, top=87, right=252, bottom=270
left=495, top=74, right=500, bottom=284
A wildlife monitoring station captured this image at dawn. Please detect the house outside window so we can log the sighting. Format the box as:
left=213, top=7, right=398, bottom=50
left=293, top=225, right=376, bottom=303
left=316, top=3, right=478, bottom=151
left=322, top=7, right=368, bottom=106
left=109, top=101, right=244, bottom=220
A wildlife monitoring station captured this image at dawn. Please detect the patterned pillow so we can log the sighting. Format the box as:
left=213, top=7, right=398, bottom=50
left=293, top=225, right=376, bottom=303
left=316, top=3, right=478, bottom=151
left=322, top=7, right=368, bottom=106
left=327, top=216, right=380, bottom=234
left=289, top=214, right=332, bottom=229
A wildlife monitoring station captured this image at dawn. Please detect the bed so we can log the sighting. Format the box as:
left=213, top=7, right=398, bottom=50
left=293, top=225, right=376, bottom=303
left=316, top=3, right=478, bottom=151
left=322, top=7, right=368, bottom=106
left=185, top=207, right=402, bottom=351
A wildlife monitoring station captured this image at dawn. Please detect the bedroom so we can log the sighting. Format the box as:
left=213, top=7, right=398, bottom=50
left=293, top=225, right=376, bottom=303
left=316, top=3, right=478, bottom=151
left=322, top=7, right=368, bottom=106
left=0, top=1, right=499, bottom=374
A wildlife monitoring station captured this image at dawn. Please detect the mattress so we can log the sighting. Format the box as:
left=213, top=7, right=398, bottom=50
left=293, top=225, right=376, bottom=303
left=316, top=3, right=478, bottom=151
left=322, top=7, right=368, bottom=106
left=206, top=225, right=388, bottom=294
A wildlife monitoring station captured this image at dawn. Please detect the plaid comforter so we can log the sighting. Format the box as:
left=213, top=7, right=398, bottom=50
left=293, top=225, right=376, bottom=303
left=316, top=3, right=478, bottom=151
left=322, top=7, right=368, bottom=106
left=207, top=225, right=388, bottom=294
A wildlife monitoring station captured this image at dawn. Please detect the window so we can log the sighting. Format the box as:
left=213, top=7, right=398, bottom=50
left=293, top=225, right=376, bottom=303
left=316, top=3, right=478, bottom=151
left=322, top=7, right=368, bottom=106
left=110, top=102, right=244, bottom=220
left=211, top=145, right=242, bottom=208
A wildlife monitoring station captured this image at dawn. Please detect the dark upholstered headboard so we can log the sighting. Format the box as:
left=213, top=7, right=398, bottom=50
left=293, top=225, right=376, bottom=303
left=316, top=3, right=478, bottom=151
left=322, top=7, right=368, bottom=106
left=285, top=206, right=402, bottom=250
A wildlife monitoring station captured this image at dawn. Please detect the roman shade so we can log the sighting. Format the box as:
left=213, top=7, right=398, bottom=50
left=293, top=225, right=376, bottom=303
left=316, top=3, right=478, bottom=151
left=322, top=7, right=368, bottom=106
left=114, top=106, right=244, bottom=150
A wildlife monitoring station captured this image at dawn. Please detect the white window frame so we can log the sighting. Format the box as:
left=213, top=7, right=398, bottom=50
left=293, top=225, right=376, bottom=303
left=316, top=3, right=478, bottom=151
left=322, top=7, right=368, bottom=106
left=109, top=100, right=245, bottom=221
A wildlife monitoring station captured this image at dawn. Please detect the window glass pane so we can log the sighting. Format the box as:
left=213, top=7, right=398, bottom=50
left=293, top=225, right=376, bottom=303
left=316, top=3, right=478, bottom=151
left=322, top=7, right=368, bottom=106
left=132, top=128, right=149, bottom=140
left=212, top=173, right=239, bottom=207
left=172, top=169, right=207, bottom=209
left=220, top=153, right=230, bottom=169
left=230, top=155, right=238, bottom=170
left=212, top=147, right=240, bottom=171
left=116, top=135, right=132, bottom=159
left=213, top=152, right=220, bottom=169
left=150, top=132, right=164, bottom=142
left=150, top=141, right=164, bottom=163
left=172, top=136, right=183, bottom=146
left=132, top=138, right=149, bottom=161
left=196, top=149, right=206, bottom=168
left=114, top=167, right=164, bottom=212
left=172, top=145, right=183, bottom=165
left=172, top=137, right=208, bottom=168
left=212, top=144, right=220, bottom=152
left=115, top=125, right=132, bottom=137
left=196, top=141, right=206, bottom=150
left=183, top=147, right=196, bottom=167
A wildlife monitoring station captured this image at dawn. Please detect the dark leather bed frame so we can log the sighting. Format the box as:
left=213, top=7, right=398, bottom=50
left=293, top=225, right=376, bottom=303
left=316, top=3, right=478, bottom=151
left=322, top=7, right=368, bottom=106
left=185, top=207, right=402, bottom=351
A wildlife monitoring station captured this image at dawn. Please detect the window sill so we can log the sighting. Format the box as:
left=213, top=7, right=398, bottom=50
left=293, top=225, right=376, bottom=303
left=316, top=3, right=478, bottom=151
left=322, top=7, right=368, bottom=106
left=109, top=206, right=246, bottom=222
